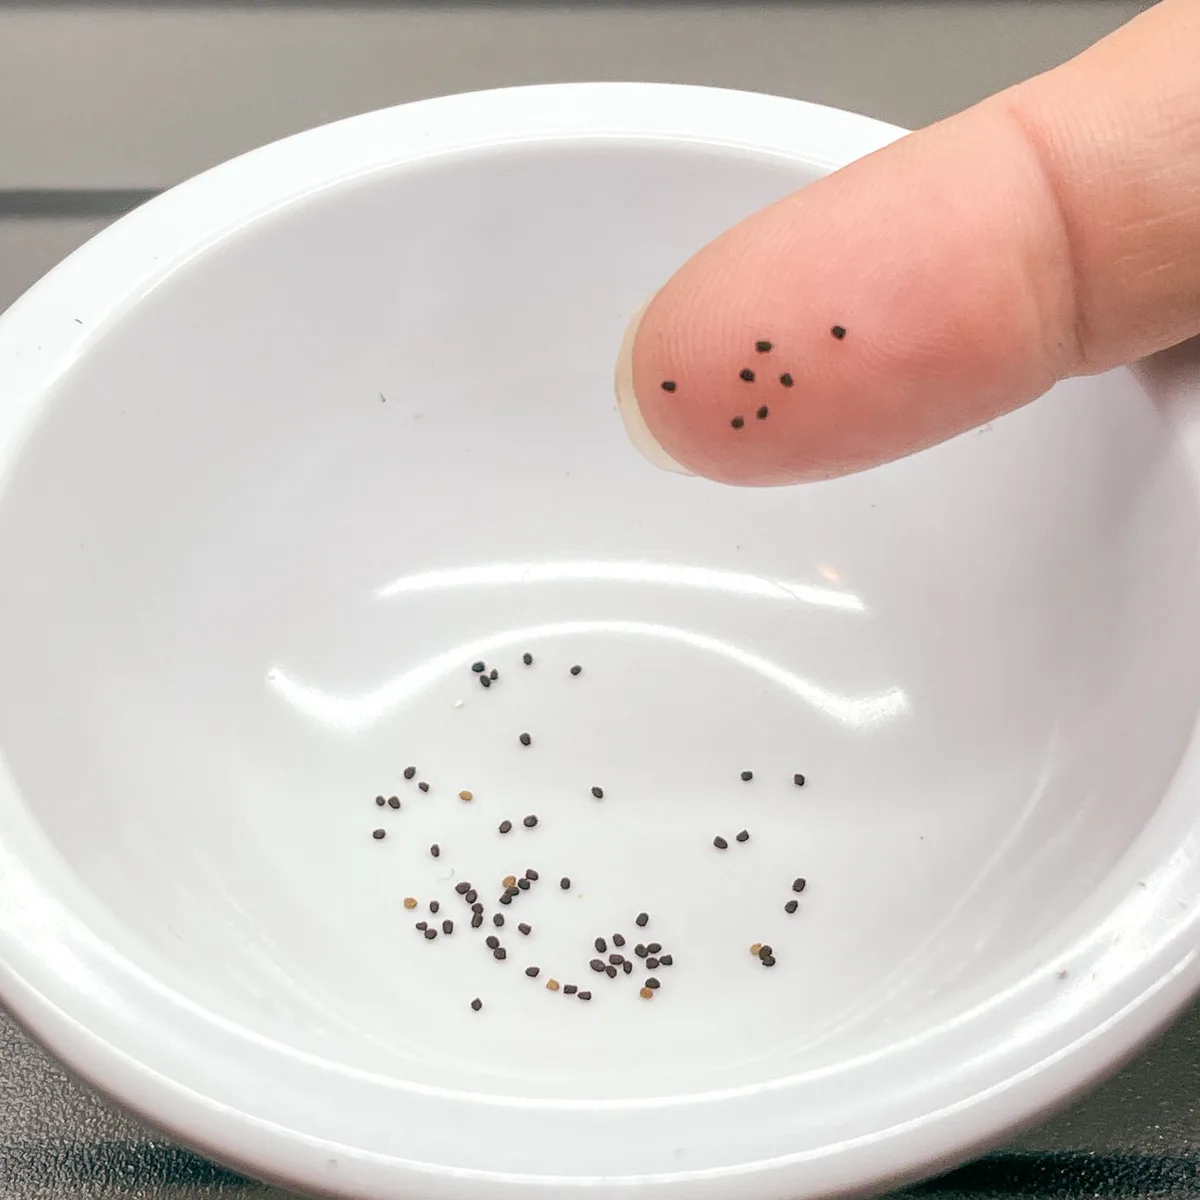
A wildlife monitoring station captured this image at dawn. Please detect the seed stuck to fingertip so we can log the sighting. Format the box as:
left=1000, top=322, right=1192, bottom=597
left=780, top=373, right=794, bottom=387
left=739, top=368, right=755, bottom=382
left=661, top=381, right=677, bottom=392
left=755, top=340, right=773, bottom=353
left=831, top=325, right=846, bottom=339
left=731, top=416, right=745, bottom=429
left=372, top=829, right=386, bottom=840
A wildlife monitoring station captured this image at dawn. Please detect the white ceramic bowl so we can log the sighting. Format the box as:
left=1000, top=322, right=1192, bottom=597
left=2, top=83, right=1200, bottom=1200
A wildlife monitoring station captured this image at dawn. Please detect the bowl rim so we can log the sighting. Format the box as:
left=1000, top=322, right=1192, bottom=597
left=2, top=80, right=1200, bottom=1200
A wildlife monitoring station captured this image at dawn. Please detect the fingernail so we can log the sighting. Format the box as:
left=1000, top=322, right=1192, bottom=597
left=614, top=297, right=692, bottom=476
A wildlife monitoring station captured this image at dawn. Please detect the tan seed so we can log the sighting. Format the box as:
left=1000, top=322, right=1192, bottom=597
left=403, top=897, right=418, bottom=910
left=750, top=943, right=762, bottom=956
left=503, top=875, right=517, bottom=889
left=459, top=790, right=473, bottom=802
left=546, top=978, right=561, bottom=992
left=639, top=986, right=654, bottom=999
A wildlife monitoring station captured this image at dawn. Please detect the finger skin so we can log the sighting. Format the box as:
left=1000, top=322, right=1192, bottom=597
left=621, top=0, right=1200, bottom=485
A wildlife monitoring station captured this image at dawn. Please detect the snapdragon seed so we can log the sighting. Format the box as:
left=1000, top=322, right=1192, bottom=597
left=372, top=829, right=386, bottom=840
left=518, top=923, right=531, bottom=935
left=784, top=900, right=799, bottom=914
left=560, top=876, right=571, bottom=890
left=713, top=836, right=728, bottom=849
left=499, top=820, right=512, bottom=834
left=471, top=998, right=483, bottom=1011
left=525, top=966, right=540, bottom=978
left=472, top=661, right=486, bottom=673
left=591, top=786, right=604, bottom=799
left=404, top=766, right=416, bottom=780
left=636, top=912, right=649, bottom=928
left=792, top=878, right=807, bottom=893
left=418, top=781, right=430, bottom=793
left=522, top=652, right=533, bottom=665
left=519, top=732, right=531, bottom=746
left=736, top=830, right=749, bottom=842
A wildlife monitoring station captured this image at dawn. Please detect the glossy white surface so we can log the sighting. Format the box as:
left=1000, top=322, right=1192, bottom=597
left=0, top=84, right=1199, bottom=1200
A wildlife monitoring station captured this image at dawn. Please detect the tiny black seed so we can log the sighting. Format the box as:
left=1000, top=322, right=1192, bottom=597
left=489, top=668, right=498, bottom=680
left=636, top=913, right=649, bottom=927
left=375, top=796, right=385, bottom=807
left=578, top=991, right=592, bottom=1001
left=404, top=766, right=416, bottom=780
left=570, top=665, right=582, bottom=676
left=755, top=340, right=773, bottom=353
left=606, top=965, right=618, bottom=978
left=519, top=732, right=531, bottom=746
left=831, top=325, right=846, bottom=339
left=762, top=955, right=776, bottom=966
left=645, top=977, right=660, bottom=990
left=494, top=947, right=507, bottom=960
left=784, top=900, right=799, bottom=914
left=416, top=922, right=427, bottom=931
left=387, top=796, right=401, bottom=808
left=455, top=882, right=471, bottom=894
left=560, top=876, right=571, bottom=890
left=564, top=983, right=578, bottom=994
left=525, top=966, right=540, bottom=978
left=591, top=959, right=606, bottom=973
left=661, top=381, right=677, bottom=392
left=500, top=894, right=513, bottom=905
left=499, top=820, right=512, bottom=834
left=418, top=781, right=430, bottom=793
left=471, top=901, right=484, bottom=914
left=471, top=998, right=482, bottom=1011
left=646, top=957, right=659, bottom=970
left=758, top=944, right=773, bottom=959
left=517, top=878, right=531, bottom=891
left=480, top=675, right=491, bottom=688
left=591, top=786, right=604, bottom=799
left=494, top=913, right=505, bottom=927
left=756, top=406, right=769, bottom=420
left=486, top=935, right=500, bottom=949
left=505, top=886, right=520, bottom=898
left=792, top=878, right=807, bottom=893
left=780, top=373, right=794, bottom=387
left=429, top=900, right=440, bottom=914
left=608, top=954, right=623, bottom=965
left=622, top=960, right=633, bottom=974
left=714, top=836, right=728, bottom=849
left=472, top=661, right=486, bottom=673
left=471, top=913, right=483, bottom=928
left=425, top=928, right=438, bottom=940
left=523, top=652, right=533, bottom=665
left=523, top=815, right=539, bottom=828
left=595, top=938, right=607, bottom=953
left=635, top=944, right=648, bottom=958
left=613, top=933, right=626, bottom=947
left=525, top=869, right=539, bottom=881
left=647, top=942, right=662, bottom=954
left=372, top=829, right=386, bottom=840
left=741, top=770, right=753, bottom=782
left=736, top=830, right=749, bottom=842
left=658, top=954, right=673, bottom=967
left=518, top=922, right=531, bottom=935
left=794, top=773, right=806, bottom=787
left=739, top=368, right=755, bottom=382
left=442, top=920, right=453, bottom=934
left=465, top=889, right=478, bottom=904
left=731, top=416, right=744, bottom=429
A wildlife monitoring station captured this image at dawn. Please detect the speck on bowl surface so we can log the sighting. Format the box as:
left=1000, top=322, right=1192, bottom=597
left=1, top=83, right=1200, bottom=1200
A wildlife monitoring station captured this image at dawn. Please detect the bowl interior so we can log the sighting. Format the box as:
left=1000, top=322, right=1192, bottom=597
left=1, top=138, right=1199, bottom=1110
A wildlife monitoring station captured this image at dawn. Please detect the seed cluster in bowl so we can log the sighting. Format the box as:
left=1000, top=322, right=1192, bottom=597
left=371, top=652, right=809, bottom=1012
